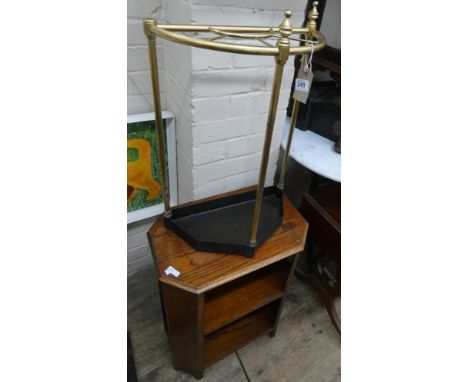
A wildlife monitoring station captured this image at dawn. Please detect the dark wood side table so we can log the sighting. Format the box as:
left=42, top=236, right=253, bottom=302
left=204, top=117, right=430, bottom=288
left=147, top=187, right=308, bottom=379
left=295, top=182, right=341, bottom=335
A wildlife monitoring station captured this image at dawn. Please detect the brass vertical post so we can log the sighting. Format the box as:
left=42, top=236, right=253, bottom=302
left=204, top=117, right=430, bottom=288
left=277, top=2, right=320, bottom=190
left=249, top=11, right=292, bottom=245
left=277, top=99, right=299, bottom=189
left=144, top=18, right=172, bottom=217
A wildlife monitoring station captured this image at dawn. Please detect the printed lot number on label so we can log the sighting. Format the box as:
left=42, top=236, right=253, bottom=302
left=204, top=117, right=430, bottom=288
left=295, top=79, right=309, bottom=91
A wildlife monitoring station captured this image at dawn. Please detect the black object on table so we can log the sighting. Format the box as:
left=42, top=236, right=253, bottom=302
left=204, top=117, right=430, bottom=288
left=164, top=186, right=283, bottom=258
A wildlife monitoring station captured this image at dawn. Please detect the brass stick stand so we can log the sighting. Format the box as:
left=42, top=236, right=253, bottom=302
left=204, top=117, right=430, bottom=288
left=143, top=4, right=325, bottom=254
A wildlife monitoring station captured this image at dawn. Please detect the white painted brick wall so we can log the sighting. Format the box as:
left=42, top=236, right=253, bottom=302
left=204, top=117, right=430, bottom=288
left=127, top=217, right=155, bottom=275
left=192, top=68, right=266, bottom=98
left=127, top=0, right=309, bottom=275
left=229, top=92, right=271, bottom=116
left=127, top=0, right=167, bottom=115
left=163, top=0, right=194, bottom=208
left=192, top=49, right=234, bottom=71
left=192, top=96, right=230, bottom=123
left=193, top=114, right=266, bottom=144
left=191, top=0, right=306, bottom=11
left=186, top=2, right=304, bottom=202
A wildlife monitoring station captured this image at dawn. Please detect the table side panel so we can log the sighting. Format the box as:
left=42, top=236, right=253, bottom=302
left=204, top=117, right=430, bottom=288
left=161, top=283, right=204, bottom=375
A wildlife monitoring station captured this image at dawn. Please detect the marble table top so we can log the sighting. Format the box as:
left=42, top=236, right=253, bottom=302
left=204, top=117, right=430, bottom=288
left=281, top=118, right=341, bottom=182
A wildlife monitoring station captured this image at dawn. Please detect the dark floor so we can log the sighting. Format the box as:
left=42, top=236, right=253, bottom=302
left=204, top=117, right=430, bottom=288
left=128, top=262, right=341, bottom=382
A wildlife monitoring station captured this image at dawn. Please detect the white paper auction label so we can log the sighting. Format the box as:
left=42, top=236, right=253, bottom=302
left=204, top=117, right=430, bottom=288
left=292, top=69, right=313, bottom=104
left=164, top=266, right=181, bottom=277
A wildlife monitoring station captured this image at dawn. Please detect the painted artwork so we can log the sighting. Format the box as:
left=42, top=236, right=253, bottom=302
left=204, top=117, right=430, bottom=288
left=127, top=120, right=166, bottom=210
left=127, top=112, right=177, bottom=224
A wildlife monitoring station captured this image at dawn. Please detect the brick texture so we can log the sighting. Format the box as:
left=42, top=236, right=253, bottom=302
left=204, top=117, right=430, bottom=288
left=127, top=218, right=154, bottom=276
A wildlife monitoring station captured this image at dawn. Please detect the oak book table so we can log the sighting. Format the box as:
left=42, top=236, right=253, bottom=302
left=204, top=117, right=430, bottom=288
left=147, top=187, right=308, bottom=379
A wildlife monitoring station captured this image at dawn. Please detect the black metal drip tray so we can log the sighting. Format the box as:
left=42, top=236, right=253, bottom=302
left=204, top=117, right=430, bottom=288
left=164, top=186, right=283, bottom=257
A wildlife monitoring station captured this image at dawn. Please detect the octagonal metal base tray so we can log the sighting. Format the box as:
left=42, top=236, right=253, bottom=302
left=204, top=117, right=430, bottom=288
left=164, top=186, right=283, bottom=258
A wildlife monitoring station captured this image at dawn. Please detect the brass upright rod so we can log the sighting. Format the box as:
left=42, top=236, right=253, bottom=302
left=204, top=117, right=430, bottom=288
left=249, top=10, right=293, bottom=245
left=249, top=60, right=285, bottom=245
left=145, top=19, right=171, bottom=217
left=277, top=99, right=300, bottom=189
left=277, top=2, right=322, bottom=191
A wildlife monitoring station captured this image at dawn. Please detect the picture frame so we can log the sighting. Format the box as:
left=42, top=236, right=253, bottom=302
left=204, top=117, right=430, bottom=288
left=127, top=111, right=177, bottom=224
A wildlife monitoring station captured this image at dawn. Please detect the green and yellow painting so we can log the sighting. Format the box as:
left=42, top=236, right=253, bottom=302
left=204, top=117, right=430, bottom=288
left=127, top=119, right=168, bottom=213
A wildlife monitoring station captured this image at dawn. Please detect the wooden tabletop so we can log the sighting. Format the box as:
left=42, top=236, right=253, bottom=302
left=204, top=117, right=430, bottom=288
left=148, top=187, right=308, bottom=294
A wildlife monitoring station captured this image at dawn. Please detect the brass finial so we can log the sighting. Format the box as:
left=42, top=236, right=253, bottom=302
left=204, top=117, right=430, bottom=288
left=144, top=17, right=156, bottom=39
left=276, top=10, right=292, bottom=65
left=279, top=10, right=293, bottom=37
left=308, top=1, right=319, bottom=31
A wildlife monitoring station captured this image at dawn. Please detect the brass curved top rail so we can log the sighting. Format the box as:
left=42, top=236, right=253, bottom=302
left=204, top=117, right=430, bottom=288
left=144, top=22, right=326, bottom=56
left=143, top=5, right=328, bottom=242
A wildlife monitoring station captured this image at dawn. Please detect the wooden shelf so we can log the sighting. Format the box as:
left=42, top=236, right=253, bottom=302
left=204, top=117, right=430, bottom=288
left=203, top=300, right=279, bottom=367
left=204, top=259, right=289, bottom=335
